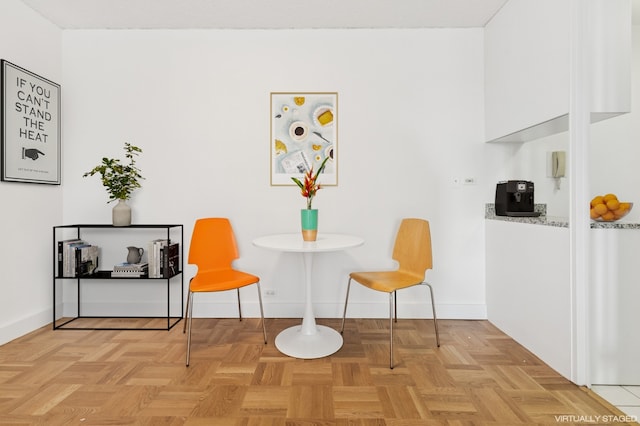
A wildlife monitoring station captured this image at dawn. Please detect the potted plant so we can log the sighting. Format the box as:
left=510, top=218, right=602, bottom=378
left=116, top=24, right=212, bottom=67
left=83, top=142, right=143, bottom=226
left=292, top=156, right=329, bottom=241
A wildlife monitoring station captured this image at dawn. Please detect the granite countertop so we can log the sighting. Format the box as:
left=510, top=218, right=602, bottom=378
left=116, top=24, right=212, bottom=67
left=485, top=204, right=640, bottom=229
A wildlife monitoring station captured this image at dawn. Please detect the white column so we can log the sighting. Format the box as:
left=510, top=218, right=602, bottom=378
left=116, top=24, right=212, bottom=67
left=569, top=0, right=591, bottom=386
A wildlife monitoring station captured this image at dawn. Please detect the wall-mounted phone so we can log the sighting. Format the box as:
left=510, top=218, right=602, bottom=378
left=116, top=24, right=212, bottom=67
left=551, top=151, right=566, bottom=178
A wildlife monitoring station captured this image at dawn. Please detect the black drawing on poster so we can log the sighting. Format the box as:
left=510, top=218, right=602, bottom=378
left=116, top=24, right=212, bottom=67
left=1, top=60, right=61, bottom=184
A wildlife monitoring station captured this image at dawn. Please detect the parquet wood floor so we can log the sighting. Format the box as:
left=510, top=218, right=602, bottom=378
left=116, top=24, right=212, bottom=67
left=0, top=318, right=635, bottom=425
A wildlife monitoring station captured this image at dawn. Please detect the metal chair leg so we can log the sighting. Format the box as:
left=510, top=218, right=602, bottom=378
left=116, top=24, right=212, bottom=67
left=186, top=291, right=194, bottom=366
left=393, top=290, right=397, bottom=323
left=424, top=282, right=440, bottom=347
left=182, top=278, right=193, bottom=334
left=389, top=292, right=394, bottom=369
left=256, top=282, right=267, bottom=344
left=237, top=288, right=242, bottom=321
left=183, top=285, right=192, bottom=333
left=340, top=277, right=353, bottom=334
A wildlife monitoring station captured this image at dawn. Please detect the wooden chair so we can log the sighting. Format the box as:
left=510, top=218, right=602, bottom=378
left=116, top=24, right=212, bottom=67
left=184, top=218, right=266, bottom=366
left=340, top=218, right=440, bottom=368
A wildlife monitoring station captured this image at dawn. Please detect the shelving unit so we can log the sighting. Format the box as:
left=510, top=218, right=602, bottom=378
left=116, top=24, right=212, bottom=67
left=52, top=224, right=183, bottom=330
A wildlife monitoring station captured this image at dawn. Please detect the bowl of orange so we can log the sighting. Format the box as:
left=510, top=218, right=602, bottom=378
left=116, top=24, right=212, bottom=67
left=590, top=194, right=633, bottom=222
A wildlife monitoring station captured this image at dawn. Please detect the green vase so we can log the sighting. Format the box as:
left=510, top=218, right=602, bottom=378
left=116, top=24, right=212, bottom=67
left=300, top=209, right=318, bottom=241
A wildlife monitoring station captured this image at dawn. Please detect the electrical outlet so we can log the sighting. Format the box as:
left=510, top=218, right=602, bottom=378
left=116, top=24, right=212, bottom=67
left=264, top=289, right=276, bottom=297
left=462, top=177, right=476, bottom=185
left=453, top=177, right=476, bottom=186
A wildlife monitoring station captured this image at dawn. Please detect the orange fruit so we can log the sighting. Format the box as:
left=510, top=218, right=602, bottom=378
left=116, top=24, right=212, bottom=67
left=294, top=97, right=305, bottom=106
left=601, top=211, right=616, bottom=221
left=606, top=199, right=620, bottom=211
left=593, top=203, right=608, bottom=216
left=613, top=202, right=632, bottom=219
left=589, top=194, right=630, bottom=221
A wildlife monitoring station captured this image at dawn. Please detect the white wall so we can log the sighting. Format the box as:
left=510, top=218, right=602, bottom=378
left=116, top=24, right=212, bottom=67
left=499, top=132, right=570, bottom=218
left=60, top=28, right=505, bottom=321
left=0, top=0, right=63, bottom=345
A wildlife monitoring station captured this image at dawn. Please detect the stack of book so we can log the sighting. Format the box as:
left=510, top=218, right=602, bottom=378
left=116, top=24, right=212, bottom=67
left=148, top=239, right=168, bottom=278
left=161, top=243, right=180, bottom=278
left=111, top=262, right=149, bottom=278
left=57, top=239, right=100, bottom=277
left=148, top=239, right=180, bottom=278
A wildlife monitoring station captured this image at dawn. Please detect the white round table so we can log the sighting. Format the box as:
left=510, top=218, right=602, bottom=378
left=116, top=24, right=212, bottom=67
left=252, top=233, right=364, bottom=359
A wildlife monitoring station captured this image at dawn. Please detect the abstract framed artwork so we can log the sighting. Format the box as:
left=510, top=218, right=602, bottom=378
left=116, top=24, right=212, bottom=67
left=270, top=92, right=337, bottom=186
left=1, top=60, right=61, bottom=184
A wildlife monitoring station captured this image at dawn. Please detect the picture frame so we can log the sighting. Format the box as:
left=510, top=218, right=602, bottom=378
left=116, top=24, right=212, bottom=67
left=270, top=92, right=337, bottom=186
left=1, top=60, right=61, bottom=185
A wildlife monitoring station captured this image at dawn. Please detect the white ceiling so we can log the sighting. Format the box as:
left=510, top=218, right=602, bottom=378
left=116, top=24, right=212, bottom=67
left=19, top=0, right=511, bottom=29
left=17, top=0, right=640, bottom=30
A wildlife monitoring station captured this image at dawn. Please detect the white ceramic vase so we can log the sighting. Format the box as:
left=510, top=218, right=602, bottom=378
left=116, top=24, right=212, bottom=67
left=112, top=199, right=131, bottom=226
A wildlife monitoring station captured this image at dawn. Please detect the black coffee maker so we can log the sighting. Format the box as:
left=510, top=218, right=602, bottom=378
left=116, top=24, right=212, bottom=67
left=495, top=180, right=541, bottom=217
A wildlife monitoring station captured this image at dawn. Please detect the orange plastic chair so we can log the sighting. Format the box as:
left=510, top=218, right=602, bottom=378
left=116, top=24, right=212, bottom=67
left=184, top=218, right=266, bottom=366
left=340, top=218, right=440, bottom=369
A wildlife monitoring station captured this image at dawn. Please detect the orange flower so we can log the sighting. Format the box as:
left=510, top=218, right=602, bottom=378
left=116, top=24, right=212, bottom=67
left=292, top=156, right=329, bottom=209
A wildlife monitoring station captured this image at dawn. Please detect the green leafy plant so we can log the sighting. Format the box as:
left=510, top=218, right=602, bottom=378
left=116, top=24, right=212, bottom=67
left=292, top=156, right=329, bottom=210
left=83, top=142, right=144, bottom=202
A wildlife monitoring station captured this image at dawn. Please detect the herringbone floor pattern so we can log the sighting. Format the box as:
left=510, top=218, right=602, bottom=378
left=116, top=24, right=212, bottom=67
left=0, top=318, right=633, bottom=425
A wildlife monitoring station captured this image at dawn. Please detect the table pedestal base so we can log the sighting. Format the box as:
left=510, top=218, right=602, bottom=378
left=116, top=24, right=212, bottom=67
left=275, top=325, right=343, bottom=359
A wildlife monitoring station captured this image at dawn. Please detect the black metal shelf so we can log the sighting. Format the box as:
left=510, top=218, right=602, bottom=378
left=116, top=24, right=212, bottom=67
left=55, top=270, right=183, bottom=280
left=56, top=224, right=183, bottom=229
left=53, top=224, right=184, bottom=331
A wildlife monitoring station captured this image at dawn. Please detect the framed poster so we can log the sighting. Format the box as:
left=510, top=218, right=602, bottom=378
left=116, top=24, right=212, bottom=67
left=1, top=60, right=61, bottom=184
left=270, top=92, right=337, bottom=186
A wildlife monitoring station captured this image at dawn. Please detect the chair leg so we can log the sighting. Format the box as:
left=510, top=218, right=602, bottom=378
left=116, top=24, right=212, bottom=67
left=393, top=290, right=397, bottom=323
left=186, top=291, right=194, bottom=366
left=389, top=292, right=394, bottom=369
left=183, top=288, right=191, bottom=334
left=340, top=277, right=353, bottom=334
left=424, top=282, right=440, bottom=347
left=256, top=282, right=267, bottom=344
left=183, top=278, right=195, bottom=334
left=237, top=288, right=242, bottom=322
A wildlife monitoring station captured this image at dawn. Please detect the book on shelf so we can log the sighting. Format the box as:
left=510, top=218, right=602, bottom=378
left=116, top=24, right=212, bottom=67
left=75, top=245, right=100, bottom=276
left=57, top=239, right=100, bottom=277
left=148, top=238, right=168, bottom=278
left=160, top=243, right=180, bottom=278
left=111, top=262, right=149, bottom=277
left=57, top=238, right=81, bottom=277
left=65, top=240, right=85, bottom=277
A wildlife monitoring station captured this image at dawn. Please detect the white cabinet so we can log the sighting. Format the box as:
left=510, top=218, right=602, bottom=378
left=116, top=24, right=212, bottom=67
left=484, top=0, right=630, bottom=143
left=591, top=229, right=640, bottom=385
left=487, top=219, right=640, bottom=384
left=485, top=220, right=572, bottom=379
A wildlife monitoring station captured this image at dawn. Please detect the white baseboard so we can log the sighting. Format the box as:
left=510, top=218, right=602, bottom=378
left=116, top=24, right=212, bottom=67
left=188, top=301, right=487, bottom=320
left=60, top=301, right=183, bottom=318
left=63, top=301, right=487, bottom=320
left=0, top=308, right=52, bottom=346
left=1, top=301, right=486, bottom=346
